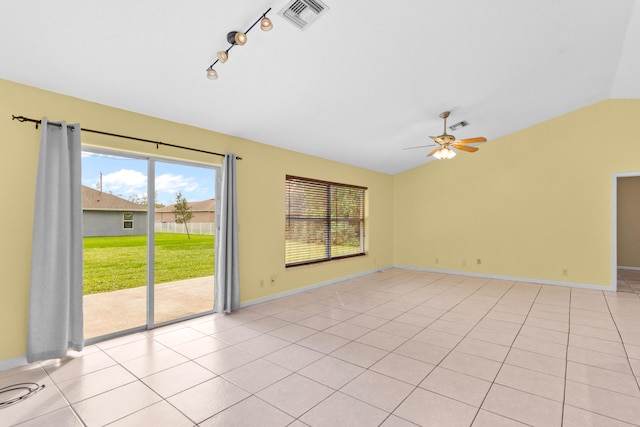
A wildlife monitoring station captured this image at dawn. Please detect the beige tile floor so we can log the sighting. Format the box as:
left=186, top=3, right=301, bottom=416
left=618, top=268, right=640, bottom=294
left=2, top=268, right=640, bottom=426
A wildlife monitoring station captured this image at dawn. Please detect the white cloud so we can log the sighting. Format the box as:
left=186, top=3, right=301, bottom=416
left=156, top=173, right=198, bottom=194
left=97, top=170, right=200, bottom=204
left=102, top=169, right=147, bottom=196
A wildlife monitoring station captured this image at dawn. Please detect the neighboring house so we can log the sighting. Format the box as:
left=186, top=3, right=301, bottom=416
left=154, top=199, right=215, bottom=224
left=82, top=185, right=148, bottom=237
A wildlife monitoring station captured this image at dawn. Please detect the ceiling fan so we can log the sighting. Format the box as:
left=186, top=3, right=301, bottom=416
left=406, top=111, right=487, bottom=159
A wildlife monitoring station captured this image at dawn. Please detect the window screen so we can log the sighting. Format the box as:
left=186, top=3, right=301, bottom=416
left=285, top=175, right=366, bottom=267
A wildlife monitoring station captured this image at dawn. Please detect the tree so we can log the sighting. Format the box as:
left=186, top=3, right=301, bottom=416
left=128, top=194, right=147, bottom=205
left=128, top=191, right=164, bottom=208
left=173, top=192, right=193, bottom=239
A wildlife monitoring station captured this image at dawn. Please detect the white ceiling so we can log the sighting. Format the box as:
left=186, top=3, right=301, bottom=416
left=2, top=0, right=639, bottom=174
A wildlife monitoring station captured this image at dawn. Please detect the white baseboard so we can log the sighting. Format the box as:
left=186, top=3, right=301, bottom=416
left=241, top=266, right=393, bottom=308
left=0, top=356, right=28, bottom=372
left=618, top=266, right=640, bottom=271
left=393, top=265, right=615, bottom=291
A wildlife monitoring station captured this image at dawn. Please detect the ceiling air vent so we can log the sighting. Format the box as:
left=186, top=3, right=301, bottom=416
left=279, top=0, right=329, bottom=30
left=449, top=120, right=469, bottom=131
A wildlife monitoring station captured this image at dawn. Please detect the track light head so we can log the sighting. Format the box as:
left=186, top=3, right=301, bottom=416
left=227, top=31, right=247, bottom=46
left=217, top=51, right=228, bottom=63
left=260, top=16, right=273, bottom=31
left=206, top=69, right=218, bottom=80
left=236, top=31, right=247, bottom=45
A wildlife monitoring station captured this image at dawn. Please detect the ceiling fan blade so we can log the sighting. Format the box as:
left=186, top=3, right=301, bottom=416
left=453, top=144, right=479, bottom=152
left=427, top=147, right=442, bottom=157
left=456, top=137, right=487, bottom=144
left=402, top=144, right=436, bottom=150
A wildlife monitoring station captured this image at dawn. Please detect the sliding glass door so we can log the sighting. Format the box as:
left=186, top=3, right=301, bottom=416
left=152, top=160, right=216, bottom=325
left=82, top=149, right=217, bottom=340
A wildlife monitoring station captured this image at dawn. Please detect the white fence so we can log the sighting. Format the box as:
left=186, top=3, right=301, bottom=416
left=155, top=222, right=215, bottom=235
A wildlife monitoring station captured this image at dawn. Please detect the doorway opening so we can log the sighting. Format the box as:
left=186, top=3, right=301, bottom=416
left=614, top=173, right=640, bottom=294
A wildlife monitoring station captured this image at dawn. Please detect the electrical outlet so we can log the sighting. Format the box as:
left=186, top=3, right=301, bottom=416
left=562, top=268, right=568, bottom=276
left=435, top=258, right=439, bottom=264
left=477, top=258, right=481, bottom=265
left=270, top=275, right=276, bottom=285
left=259, top=279, right=264, bottom=287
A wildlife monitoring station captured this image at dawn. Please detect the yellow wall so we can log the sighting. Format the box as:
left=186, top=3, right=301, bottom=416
left=0, top=79, right=394, bottom=361
left=394, top=99, right=640, bottom=288
left=617, top=176, right=640, bottom=267
left=3, top=76, right=639, bottom=364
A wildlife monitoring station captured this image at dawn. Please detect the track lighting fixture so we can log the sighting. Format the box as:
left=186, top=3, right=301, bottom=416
left=206, top=8, right=273, bottom=80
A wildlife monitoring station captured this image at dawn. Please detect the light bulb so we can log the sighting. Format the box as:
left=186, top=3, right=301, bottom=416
left=217, top=51, right=228, bottom=63
left=442, top=147, right=456, bottom=159
left=260, top=17, right=273, bottom=31
left=433, top=147, right=456, bottom=159
left=227, top=31, right=247, bottom=46
left=235, top=31, right=247, bottom=45
left=207, top=69, right=218, bottom=80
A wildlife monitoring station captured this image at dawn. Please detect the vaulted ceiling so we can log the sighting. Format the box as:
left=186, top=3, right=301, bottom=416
left=2, top=0, right=639, bottom=174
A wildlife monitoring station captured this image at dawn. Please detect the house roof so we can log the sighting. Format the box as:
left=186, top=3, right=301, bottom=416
left=2, top=1, right=639, bottom=174
left=156, top=199, right=215, bottom=213
left=82, top=185, right=147, bottom=211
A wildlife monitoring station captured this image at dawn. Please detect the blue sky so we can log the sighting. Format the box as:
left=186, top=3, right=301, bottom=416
left=82, top=151, right=216, bottom=206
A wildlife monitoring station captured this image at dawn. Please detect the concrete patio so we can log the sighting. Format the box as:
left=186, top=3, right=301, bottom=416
left=83, top=275, right=214, bottom=339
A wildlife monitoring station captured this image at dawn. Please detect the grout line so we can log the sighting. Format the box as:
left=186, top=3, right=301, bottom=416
left=560, top=285, right=572, bottom=426
left=469, top=282, right=543, bottom=426
left=603, top=289, right=640, bottom=394
left=10, top=269, right=640, bottom=426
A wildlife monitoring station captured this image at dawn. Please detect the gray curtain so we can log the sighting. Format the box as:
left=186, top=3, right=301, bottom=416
left=27, top=118, right=84, bottom=363
left=214, top=153, right=240, bottom=313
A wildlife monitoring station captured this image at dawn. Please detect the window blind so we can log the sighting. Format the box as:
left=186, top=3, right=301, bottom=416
left=285, top=175, right=366, bottom=267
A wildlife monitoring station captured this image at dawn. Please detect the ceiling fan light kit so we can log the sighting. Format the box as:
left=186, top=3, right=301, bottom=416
left=432, top=146, right=456, bottom=159
left=406, top=111, right=487, bottom=160
left=206, top=8, right=273, bottom=80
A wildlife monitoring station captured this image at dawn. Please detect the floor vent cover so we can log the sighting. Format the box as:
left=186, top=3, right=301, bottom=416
left=279, top=0, right=329, bottom=30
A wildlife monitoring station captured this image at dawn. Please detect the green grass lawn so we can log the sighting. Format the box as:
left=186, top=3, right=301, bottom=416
left=83, top=233, right=214, bottom=295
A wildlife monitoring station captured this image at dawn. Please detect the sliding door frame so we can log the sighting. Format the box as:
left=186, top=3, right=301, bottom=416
left=82, top=146, right=219, bottom=344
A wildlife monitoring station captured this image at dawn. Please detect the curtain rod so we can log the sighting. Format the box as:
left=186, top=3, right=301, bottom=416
left=11, top=115, right=242, bottom=160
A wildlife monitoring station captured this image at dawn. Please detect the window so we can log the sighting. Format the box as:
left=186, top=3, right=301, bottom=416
left=285, top=175, right=366, bottom=267
left=123, top=212, right=134, bottom=229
